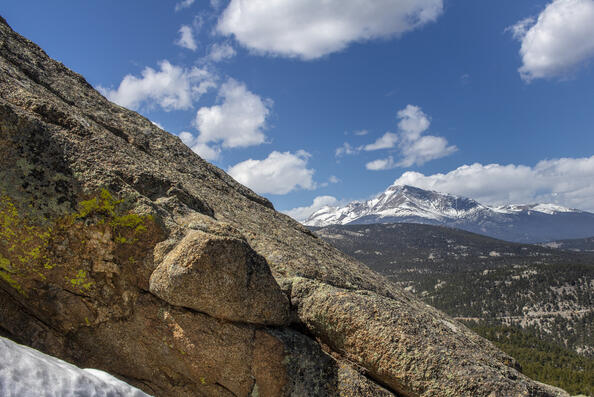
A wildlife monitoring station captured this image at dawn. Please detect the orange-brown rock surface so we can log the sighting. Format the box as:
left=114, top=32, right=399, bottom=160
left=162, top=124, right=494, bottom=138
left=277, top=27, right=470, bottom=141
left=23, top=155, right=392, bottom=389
left=0, top=15, right=568, bottom=396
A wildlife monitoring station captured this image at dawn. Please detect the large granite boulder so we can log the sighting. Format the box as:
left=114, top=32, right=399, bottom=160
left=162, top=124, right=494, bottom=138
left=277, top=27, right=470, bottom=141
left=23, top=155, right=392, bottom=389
left=149, top=226, right=291, bottom=325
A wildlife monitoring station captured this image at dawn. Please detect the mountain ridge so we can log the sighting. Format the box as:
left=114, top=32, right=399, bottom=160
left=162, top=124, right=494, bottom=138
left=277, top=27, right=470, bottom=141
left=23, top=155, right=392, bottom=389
left=305, top=184, right=594, bottom=243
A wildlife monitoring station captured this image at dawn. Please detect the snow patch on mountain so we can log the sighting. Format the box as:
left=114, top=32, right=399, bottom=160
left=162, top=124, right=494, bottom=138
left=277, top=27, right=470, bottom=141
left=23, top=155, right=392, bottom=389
left=304, top=184, right=594, bottom=243
left=305, top=185, right=579, bottom=227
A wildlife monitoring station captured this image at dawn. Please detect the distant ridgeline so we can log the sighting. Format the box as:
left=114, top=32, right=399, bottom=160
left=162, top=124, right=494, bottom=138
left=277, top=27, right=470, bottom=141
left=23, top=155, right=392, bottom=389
left=305, top=184, right=594, bottom=243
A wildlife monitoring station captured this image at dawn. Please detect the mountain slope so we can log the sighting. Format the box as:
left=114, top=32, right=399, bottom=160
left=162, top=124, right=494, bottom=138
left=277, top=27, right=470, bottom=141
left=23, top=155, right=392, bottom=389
left=0, top=16, right=569, bottom=396
left=305, top=184, right=594, bottom=243
left=314, top=223, right=594, bottom=356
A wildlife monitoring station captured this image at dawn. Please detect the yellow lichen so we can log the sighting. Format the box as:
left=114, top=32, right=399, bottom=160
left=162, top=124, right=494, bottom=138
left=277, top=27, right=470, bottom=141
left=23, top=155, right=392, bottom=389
left=0, top=189, right=159, bottom=297
left=0, top=255, right=24, bottom=295
left=0, top=195, right=55, bottom=294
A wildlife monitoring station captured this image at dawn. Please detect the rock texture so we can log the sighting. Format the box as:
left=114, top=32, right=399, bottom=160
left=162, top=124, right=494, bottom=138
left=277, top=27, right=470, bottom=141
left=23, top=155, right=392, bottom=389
left=0, top=15, right=569, bottom=397
left=150, top=226, right=291, bottom=325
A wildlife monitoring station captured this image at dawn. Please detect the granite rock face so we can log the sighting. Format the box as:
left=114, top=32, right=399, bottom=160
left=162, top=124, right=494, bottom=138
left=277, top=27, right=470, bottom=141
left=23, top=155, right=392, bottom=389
left=0, top=16, right=568, bottom=397
left=149, top=228, right=291, bottom=325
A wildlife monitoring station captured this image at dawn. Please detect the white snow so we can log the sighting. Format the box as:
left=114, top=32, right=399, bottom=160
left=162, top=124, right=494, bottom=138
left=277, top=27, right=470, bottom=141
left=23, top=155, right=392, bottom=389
left=0, top=336, right=150, bottom=397
left=495, top=203, right=575, bottom=215
left=303, top=184, right=583, bottom=227
left=530, top=203, right=575, bottom=214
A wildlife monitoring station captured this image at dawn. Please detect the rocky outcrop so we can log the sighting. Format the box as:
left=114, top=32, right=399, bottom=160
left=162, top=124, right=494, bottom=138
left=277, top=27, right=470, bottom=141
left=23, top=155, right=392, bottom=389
left=150, top=226, right=291, bottom=325
left=0, top=15, right=569, bottom=397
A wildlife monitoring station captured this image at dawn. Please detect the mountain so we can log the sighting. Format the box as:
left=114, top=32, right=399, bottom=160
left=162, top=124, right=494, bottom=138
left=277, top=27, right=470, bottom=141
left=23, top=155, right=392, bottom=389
left=305, top=184, right=594, bottom=243
left=0, top=16, right=569, bottom=396
left=314, top=223, right=594, bottom=357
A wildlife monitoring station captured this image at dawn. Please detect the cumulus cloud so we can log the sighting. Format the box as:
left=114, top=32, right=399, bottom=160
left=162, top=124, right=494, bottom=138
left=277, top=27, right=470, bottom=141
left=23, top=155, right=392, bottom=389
left=208, top=43, right=236, bottom=62
left=98, top=61, right=215, bottom=111
left=393, top=156, right=594, bottom=211
left=366, top=156, right=396, bottom=171
left=194, top=78, right=271, bottom=149
left=354, top=129, right=369, bottom=136
left=175, top=25, right=197, bottom=51
left=283, top=196, right=339, bottom=221
left=364, top=132, right=399, bottom=151
left=216, top=0, right=443, bottom=60
left=365, top=105, right=457, bottom=170
left=508, top=0, right=594, bottom=81
left=175, top=0, right=195, bottom=11
left=178, top=131, right=221, bottom=161
left=397, top=105, right=431, bottom=141
left=398, top=135, right=457, bottom=167
left=228, top=150, right=316, bottom=195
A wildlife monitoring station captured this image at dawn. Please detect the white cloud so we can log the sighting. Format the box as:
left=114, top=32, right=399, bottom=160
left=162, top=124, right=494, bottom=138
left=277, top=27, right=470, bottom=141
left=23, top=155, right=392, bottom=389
left=393, top=156, right=594, bottom=211
left=365, top=105, right=457, bottom=169
left=175, top=25, right=197, bottom=51
left=509, top=0, right=594, bottom=81
left=366, top=156, right=396, bottom=171
left=397, top=105, right=431, bottom=141
left=175, top=0, right=195, bottom=12
left=319, top=175, right=341, bottom=188
left=328, top=175, right=340, bottom=184
left=354, top=129, right=369, bottom=136
left=194, top=78, right=271, bottom=148
left=398, top=135, right=457, bottom=167
left=283, top=196, right=339, bottom=221
left=208, top=43, right=236, bottom=62
left=216, top=0, right=443, bottom=60
left=228, top=150, right=316, bottom=195
left=507, top=17, right=535, bottom=40
left=335, top=142, right=361, bottom=157
left=364, top=132, right=399, bottom=151
left=98, top=61, right=215, bottom=111
left=178, top=131, right=221, bottom=161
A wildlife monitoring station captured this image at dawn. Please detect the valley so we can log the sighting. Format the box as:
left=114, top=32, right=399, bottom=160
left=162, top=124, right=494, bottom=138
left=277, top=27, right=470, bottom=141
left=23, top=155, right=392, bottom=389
left=313, top=223, right=594, bottom=394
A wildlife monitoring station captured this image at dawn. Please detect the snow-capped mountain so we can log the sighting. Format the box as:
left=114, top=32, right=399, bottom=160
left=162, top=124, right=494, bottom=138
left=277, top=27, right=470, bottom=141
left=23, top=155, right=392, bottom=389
left=304, top=185, right=594, bottom=243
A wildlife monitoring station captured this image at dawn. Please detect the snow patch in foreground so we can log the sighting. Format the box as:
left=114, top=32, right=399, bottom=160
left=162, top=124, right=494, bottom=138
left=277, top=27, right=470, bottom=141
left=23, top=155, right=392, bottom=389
left=0, top=336, right=150, bottom=397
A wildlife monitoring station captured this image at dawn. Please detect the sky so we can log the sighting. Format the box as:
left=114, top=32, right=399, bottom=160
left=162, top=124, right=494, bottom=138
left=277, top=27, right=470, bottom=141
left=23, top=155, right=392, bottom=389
left=3, top=0, right=594, bottom=218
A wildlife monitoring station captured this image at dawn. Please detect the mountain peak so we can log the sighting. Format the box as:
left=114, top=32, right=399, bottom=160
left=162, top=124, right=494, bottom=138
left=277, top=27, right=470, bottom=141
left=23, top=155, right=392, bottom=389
left=304, top=184, right=594, bottom=243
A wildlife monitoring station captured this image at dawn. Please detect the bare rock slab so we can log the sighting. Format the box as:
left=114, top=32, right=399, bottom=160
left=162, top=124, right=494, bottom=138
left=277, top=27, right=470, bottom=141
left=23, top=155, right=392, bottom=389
left=290, top=277, right=569, bottom=397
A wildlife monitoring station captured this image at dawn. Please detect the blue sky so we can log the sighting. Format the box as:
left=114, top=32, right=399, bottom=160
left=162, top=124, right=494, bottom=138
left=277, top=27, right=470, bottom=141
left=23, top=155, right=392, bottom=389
left=3, top=0, right=594, bottom=218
